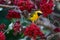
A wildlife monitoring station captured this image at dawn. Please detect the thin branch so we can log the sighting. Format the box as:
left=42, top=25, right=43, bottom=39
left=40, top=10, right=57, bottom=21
left=36, top=17, right=56, bottom=31
left=52, top=12, right=60, bottom=17
left=0, top=4, right=22, bottom=13
left=0, top=4, right=17, bottom=8
left=47, top=32, right=60, bottom=40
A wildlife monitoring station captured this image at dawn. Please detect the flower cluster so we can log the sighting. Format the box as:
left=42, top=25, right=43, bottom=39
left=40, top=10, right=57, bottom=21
left=13, top=21, right=21, bottom=33
left=24, top=23, right=44, bottom=39
left=0, top=0, right=5, bottom=4
left=54, top=27, right=60, bottom=32
left=6, top=10, right=21, bottom=19
left=14, top=0, right=35, bottom=12
left=0, top=24, right=6, bottom=31
left=0, top=31, right=5, bottom=40
left=40, top=0, right=54, bottom=17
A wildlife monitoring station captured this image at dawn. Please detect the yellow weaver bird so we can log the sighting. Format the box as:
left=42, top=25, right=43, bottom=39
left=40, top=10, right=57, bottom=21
left=29, top=10, right=43, bottom=22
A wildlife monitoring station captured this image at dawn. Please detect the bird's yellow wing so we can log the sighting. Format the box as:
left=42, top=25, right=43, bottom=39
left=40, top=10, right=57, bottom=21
left=29, top=13, right=39, bottom=22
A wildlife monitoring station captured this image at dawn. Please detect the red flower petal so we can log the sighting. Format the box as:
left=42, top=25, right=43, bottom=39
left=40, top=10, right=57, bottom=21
left=0, top=31, right=5, bottom=40
left=6, top=10, right=21, bottom=19
left=0, top=24, right=6, bottom=31
left=54, top=28, right=60, bottom=32
left=13, top=0, right=35, bottom=12
left=24, top=23, right=44, bottom=39
left=13, top=21, right=21, bottom=32
left=40, top=0, right=54, bottom=17
left=0, top=0, right=5, bottom=4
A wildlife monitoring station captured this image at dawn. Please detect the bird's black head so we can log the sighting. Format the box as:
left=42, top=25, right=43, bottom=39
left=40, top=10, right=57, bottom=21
left=37, top=13, right=42, bottom=16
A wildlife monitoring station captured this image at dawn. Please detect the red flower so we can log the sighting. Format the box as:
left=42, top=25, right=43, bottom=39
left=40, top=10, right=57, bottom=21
left=6, top=10, right=21, bottom=19
left=13, top=21, right=21, bottom=32
left=54, top=27, right=60, bottom=32
left=0, top=0, right=5, bottom=4
left=0, top=31, right=5, bottom=40
left=40, top=0, right=47, bottom=5
left=40, top=0, right=54, bottom=17
left=0, top=24, right=6, bottom=31
left=14, top=0, right=35, bottom=12
left=24, top=23, right=44, bottom=39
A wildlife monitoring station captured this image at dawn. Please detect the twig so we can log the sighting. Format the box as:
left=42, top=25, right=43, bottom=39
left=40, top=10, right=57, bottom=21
left=52, top=12, right=60, bottom=17
left=36, top=17, right=56, bottom=31
left=0, top=4, right=22, bottom=13
left=0, top=4, right=17, bottom=8
left=47, top=32, right=60, bottom=40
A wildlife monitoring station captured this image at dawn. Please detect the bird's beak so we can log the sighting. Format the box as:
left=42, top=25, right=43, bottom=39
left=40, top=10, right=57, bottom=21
left=40, top=11, right=43, bottom=13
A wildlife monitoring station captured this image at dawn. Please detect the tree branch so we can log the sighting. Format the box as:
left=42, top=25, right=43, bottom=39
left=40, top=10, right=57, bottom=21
left=0, top=4, right=17, bottom=8
left=47, top=32, right=60, bottom=40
